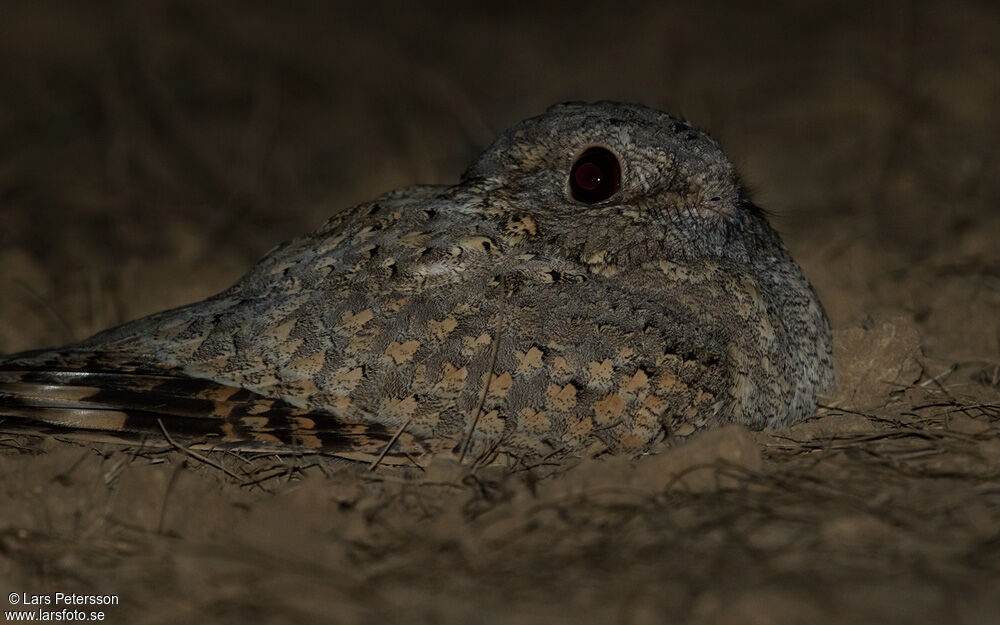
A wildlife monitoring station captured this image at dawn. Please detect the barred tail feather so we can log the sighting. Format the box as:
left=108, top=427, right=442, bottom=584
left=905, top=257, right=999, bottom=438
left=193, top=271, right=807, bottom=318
left=0, top=351, right=426, bottom=464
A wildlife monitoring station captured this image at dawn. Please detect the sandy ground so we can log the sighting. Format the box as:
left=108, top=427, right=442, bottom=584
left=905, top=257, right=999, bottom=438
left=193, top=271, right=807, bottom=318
left=1, top=1, right=999, bottom=623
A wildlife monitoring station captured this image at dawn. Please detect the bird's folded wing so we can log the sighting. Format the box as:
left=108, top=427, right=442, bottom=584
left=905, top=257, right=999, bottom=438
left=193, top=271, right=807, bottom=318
left=0, top=350, right=427, bottom=463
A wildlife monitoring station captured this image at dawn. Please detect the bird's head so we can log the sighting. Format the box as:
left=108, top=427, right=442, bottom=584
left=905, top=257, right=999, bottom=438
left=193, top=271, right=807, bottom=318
left=461, top=101, right=772, bottom=268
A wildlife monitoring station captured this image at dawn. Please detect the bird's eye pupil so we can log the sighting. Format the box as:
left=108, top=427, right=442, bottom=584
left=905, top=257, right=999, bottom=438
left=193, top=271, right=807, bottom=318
left=570, top=147, right=621, bottom=203
left=574, top=162, right=604, bottom=190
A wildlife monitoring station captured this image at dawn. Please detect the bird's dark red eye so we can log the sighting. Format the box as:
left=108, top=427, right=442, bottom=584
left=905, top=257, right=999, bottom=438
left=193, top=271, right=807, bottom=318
left=569, top=147, right=621, bottom=204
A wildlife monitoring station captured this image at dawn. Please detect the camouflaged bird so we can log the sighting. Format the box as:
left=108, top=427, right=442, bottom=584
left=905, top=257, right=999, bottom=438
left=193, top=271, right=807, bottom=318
left=0, top=102, right=834, bottom=465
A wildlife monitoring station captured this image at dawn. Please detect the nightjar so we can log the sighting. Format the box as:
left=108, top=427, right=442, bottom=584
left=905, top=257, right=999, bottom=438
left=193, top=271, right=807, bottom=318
left=0, top=102, right=834, bottom=465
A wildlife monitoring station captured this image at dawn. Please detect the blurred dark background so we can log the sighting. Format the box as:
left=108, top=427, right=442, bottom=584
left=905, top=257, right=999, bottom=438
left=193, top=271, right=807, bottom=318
left=1, top=0, right=998, bottom=358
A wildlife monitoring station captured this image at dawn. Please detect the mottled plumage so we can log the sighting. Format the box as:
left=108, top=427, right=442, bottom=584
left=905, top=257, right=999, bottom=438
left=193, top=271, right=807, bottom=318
left=0, top=102, right=834, bottom=465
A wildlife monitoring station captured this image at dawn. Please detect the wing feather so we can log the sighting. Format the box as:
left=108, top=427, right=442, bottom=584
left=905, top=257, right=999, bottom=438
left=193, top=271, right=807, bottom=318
left=0, top=351, right=428, bottom=462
